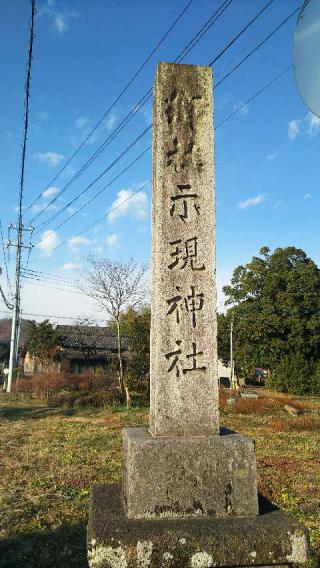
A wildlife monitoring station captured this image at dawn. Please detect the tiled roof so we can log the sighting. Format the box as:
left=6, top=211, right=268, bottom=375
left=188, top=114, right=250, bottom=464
left=56, top=325, right=128, bottom=361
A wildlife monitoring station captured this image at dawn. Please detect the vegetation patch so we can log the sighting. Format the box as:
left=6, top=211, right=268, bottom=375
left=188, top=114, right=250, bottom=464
left=0, top=392, right=319, bottom=567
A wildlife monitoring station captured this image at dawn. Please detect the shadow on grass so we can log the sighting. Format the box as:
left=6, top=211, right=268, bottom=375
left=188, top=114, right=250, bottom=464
left=0, top=405, right=76, bottom=421
left=0, top=522, right=88, bottom=568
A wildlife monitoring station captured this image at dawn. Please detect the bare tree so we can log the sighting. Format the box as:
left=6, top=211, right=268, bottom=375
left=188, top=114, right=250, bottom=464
left=80, top=257, right=148, bottom=405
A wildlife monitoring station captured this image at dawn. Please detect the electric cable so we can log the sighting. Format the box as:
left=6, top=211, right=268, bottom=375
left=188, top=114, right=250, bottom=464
left=24, top=0, right=196, bottom=215
left=27, top=0, right=233, bottom=225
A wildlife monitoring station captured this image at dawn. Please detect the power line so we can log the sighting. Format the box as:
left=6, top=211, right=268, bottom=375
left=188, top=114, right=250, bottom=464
left=33, top=133, right=152, bottom=236
left=213, top=6, right=299, bottom=85
left=0, top=220, right=12, bottom=295
left=21, top=273, right=76, bottom=288
left=22, top=268, right=77, bottom=285
left=208, top=0, right=275, bottom=67
left=175, top=0, right=233, bottom=63
left=35, top=146, right=151, bottom=239
left=0, top=284, right=13, bottom=310
left=7, top=0, right=36, bottom=394
left=30, top=180, right=151, bottom=261
left=27, top=0, right=233, bottom=226
left=0, top=308, right=107, bottom=323
left=24, top=0, right=195, bottom=215
left=20, top=276, right=85, bottom=296
left=31, top=0, right=277, bottom=237
left=215, top=65, right=292, bottom=129
left=34, top=0, right=288, bottom=239
left=30, top=62, right=291, bottom=260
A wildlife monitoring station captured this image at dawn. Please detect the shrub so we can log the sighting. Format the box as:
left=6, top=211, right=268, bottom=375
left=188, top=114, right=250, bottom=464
left=268, top=353, right=316, bottom=396
left=311, top=362, right=320, bottom=396
left=13, top=378, right=33, bottom=397
left=31, top=372, right=68, bottom=399
left=231, top=397, right=277, bottom=415
left=73, top=391, right=114, bottom=408
left=271, top=415, right=319, bottom=432
left=219, top=388, right=230, bottom=411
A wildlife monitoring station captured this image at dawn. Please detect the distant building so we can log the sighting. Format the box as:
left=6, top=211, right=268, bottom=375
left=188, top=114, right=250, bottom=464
left=218, top=360, right=232, bottom=388
left=24, top=325, right=128, bottom=375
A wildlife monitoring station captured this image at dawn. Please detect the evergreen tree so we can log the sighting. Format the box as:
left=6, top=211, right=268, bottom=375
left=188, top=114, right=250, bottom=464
left=220, top=246, right=320, bottom=394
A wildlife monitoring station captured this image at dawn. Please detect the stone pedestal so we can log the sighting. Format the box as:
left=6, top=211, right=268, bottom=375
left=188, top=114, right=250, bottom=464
left=87, top=485, right=310, bottom=568
left=122, top=428, right=258, bottom=519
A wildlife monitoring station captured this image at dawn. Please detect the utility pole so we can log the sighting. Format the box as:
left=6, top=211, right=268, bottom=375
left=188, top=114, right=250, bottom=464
left=230, top=316, right=237, bottom=390
left=7, top=227, right=33, bottom=393
left=6, top=0, right=36, bottom=393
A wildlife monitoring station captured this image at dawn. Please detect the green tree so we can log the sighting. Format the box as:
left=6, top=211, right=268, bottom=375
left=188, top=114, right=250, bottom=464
left=120, top=306, right=151, bottom=404
left=217, top=312, right=231, bottom=366
left=27, top=320, right=60, bottom=372
left=222, top=246, right=320, bottom=393
left=268, top=353, right=315, bottom=395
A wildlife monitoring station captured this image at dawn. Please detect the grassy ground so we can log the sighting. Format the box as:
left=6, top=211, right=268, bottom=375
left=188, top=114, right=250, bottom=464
left=0, top=390, right=319, bottom=568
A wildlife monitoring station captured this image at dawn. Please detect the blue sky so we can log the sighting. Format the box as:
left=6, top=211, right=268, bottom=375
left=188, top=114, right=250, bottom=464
left=0, top=0, right=319, bottom=322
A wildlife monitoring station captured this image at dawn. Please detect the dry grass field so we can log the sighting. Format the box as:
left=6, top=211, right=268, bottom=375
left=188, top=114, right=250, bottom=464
left=0, top=390, right=319, bottom=567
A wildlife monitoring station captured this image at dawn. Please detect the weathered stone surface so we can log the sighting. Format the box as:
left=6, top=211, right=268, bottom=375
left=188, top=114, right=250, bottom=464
left=87, top=484, right=310, bottom=568
left=150, top=62, right=218, bottom=437
left=122, top=427, right=258, bottom=519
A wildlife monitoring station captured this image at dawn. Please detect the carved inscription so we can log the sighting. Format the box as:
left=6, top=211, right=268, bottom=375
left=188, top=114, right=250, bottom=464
left=168, top=237, right=205, bottom=271
left=165, top=340, right=207, bottom=378
left=164, top=90, right=204, bottom=172
left=170, top=184, right=200, bottom=222
left=167, top=285, right=204, bottom=328
left=163, top=76, right=210, bottom=382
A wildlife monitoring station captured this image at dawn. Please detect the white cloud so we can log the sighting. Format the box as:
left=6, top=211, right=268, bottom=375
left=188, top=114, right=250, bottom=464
left=70, top=116, right=97, bottom=147
left=38, top=2, right=78, bottom=35
left=306, top=112, right=320, bottom=136
left=233, top=102, right=249, bottom=117
left=106, top=112, right=116, bottom=131
left=60, top=262, right=82, bottom=272
left=31, top=203, right=58, bottom=213
left=37, top=230, right=59, bottom=255
left=68, top=236, right=91, bottom=249
left=215, top=94, right=232, bottom=111
left=34, top=152, right=65, bottom=167
left=303, top=193, right=312, bottom=200
left=266, top=152, right=278, bottom=161
left=75, top=116, right=89, bottom=129
left=273, top=199, right=286, bottom=211
left=37, top=111, right=49, bottom=121
left=108, top=188, right=148, bottom=223
left=106, top=233, right=118, bottom=248
left=54, top=14, right=68, bottom=33
left=237, top=194, right=265, bottom=210
left=288, top=119, right=300, bottom=140
left=42, top=186, right=59, bottom=199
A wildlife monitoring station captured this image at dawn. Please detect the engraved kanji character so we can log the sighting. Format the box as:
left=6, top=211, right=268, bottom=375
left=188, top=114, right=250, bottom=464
left=167, top=286, right=183, bottom=323
left=170, top=184, right=200, bottom=222
left=182, top=342, right=207, bottom=374
left=165, top=340, right=182, bottom=377
left=184, top=286, right=205, bottom=329
left=168, top=236, right=205, bottom=271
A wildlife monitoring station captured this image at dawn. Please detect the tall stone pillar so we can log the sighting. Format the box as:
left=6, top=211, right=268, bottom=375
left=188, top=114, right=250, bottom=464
left=87, top=62, right=310, bottom=568
left=149, top=62, right=218, bottom=438
left=122, top=63, right=258, bottom=519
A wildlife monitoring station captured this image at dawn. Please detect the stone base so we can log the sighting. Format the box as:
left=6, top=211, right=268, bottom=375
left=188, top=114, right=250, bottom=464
left=87, top=484, right=310, bottom=568
left=122, top=427, right=258, bottom=519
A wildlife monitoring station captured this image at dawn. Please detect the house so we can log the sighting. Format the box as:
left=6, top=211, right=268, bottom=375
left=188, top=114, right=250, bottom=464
left=218, top=359, right=232, bottom=388
left=24, top=324, right=128, bottom=375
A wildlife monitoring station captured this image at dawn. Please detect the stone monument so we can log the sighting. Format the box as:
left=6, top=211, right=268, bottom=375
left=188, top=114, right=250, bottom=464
left=88, top=62, right=310, bottom=568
